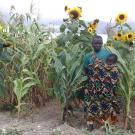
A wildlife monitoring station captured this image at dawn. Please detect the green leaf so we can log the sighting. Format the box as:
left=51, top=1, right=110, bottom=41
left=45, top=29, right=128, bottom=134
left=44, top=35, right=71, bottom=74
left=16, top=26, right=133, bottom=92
left=70, top=65, right=83, bottom=86
left=22, top=81, right=37, bottom=95
left=32, top=43, right=45, bottom=61
left=63, top=31, right=73, bottom=42
left=79, top=20, right=87, bottom=28
left=123, top=23, right=132, bottom=30
left=80, top=76, right=88, bottom=82
left=60, top=24, right=66, bottom=33
left=69, top=61, right=80, bottom=83
left=67, top=23, right=78, bottom=33
left=0, top=83, right=5, bottom=97
left=53, top=57, right=64, bottom=74
left=13, top=79, right=22, bottom=102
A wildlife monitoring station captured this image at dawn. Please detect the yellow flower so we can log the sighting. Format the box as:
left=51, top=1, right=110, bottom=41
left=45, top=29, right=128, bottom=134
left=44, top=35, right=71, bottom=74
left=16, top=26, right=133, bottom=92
left=125, top=32, right=135, bottom=42
left=133, top=32, right=135, bottom=38
left=116, top=32, right=123, bottom=40
left=88, top=19, right=99, bottom=30
left=115, top=13, right=127, bottom=25
left=87, top=27, right=94, bottom=33
left=88, top=23, right=92, bottom=28
left=68, top=7, right=82, bottom=20
left=88, top=23, right=95, bottom=29
left=92, top=23, right=97, bottom=29
left=113, top=35, right=119, bottom=41
left=113, top=32, right=122, bottom=41
left=121, top=34, right=127, bottom=42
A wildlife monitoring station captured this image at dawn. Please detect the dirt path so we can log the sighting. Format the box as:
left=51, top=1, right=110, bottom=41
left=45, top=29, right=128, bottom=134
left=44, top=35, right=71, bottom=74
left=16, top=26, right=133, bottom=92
left=0, top=101, right=135, bottom=135
left=0, top=101, right=62, bottom=135
left=0, top=101, right=103, bottom=135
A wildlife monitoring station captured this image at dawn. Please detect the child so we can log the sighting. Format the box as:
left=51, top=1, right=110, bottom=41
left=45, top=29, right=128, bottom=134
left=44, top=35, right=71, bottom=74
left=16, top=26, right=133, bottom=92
left=104, top=53, right=119, bottom=125
left=106, top=53, right=118, bottom=66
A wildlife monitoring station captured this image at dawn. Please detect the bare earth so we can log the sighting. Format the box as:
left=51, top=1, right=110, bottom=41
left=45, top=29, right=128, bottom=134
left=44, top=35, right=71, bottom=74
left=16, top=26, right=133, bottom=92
left=0, top=100, right=135, bottom=135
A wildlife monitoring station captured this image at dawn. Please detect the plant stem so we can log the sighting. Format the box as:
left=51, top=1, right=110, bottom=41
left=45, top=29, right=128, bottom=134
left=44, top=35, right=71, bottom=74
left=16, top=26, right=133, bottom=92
left=124, top=86, right=131, bottom=129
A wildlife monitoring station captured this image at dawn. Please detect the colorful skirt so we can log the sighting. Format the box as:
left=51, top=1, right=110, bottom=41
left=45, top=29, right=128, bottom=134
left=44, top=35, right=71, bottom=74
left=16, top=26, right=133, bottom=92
left=79, top=62, right=120, bottom=126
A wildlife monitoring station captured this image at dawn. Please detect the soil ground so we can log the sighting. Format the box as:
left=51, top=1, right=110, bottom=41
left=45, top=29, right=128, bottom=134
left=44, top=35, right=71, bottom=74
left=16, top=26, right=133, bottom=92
left=0, top=100, right=135, bottom=135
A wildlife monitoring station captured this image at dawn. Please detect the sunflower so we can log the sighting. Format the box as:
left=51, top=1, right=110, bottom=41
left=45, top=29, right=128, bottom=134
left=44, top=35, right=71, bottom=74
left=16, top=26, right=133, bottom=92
left=88, top=23, right=93, bottom=28
left=115, top=13, right=127, bottom=25
left=87, top=27, right=94, bottom=33
left=68, top=7, right=82, bottom=20
left=88, top=23, right=95, bottom=29
left=133, top=32, right=135, bottom=38
left=91, top=23, right=97, bottom=29
left=117, top=32, right=122, bottom=37
left=125, top=32, right=135, bottom=42
left=116, top=32, right=123, bottom=40
left=113, top=35, right=119, bottom=41
left=88, top=19, right=99, bottom=30
left=121, top=34, right=127, bottom=42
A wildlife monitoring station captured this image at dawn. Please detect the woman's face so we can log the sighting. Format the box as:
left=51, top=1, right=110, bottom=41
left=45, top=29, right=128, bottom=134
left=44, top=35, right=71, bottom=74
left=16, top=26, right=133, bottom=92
left=92, top=39, right=103, bottom=52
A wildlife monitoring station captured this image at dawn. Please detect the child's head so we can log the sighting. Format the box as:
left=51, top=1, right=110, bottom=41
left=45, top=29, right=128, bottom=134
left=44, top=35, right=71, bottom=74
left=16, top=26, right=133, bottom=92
left=106, top=53, right=118, bottom=65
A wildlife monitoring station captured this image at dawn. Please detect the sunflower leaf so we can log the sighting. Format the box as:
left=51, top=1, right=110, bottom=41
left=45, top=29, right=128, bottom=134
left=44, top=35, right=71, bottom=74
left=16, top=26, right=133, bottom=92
left=123, top=23, right=132, bottom=30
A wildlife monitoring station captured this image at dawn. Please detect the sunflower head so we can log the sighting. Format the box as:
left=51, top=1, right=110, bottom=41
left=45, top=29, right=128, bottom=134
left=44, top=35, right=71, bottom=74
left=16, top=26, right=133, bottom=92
left=87, top=27, right=94, bottom=33
left=117, top=32, right=122, bottom=37
left=68, top=7, right=82, bottom=20
left=126, top=32, right=135, bottom=42
left=116, top=32, right=123, bottom=40
left=121, top=34, right=127, bottom=42
left=115, top=13, right=127, bottom=25
left=133, top=32, right=135, bottom=38
left=88, top=23, right=92, bottom=27
left=88, top=23, right=94, bottom=29
left=113, top=35, right=119, bottom=41
left=88, top=19, right=99, bottom=30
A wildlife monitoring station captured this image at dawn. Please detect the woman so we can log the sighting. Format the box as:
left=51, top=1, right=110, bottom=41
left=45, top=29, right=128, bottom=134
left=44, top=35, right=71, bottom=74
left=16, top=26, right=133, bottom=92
left=82, top=35, right=120, bottom=130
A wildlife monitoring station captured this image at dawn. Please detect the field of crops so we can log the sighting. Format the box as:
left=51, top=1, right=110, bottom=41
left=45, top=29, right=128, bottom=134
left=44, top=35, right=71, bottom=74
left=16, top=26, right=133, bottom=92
left=0, top=5, right=135, bottom=135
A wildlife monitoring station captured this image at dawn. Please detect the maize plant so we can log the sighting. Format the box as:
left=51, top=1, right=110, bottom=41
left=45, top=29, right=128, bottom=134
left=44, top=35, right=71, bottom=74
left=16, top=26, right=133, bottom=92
left=104, top=13, right=135, bottom=129
left=52, top=43, right=87, bottom=121
left=5, top=7, right=54, bottom=106
left=13, top=68, right=40, bottom=118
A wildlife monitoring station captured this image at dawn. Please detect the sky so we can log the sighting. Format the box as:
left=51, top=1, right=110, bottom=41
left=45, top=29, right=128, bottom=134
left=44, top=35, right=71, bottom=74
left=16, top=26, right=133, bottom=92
left=0, top=0, right=135, bottom=22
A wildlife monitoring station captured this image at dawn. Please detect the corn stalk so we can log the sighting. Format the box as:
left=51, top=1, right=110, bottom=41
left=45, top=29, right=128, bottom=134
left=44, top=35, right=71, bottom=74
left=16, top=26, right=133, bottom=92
left=13, top=68, right=40, bottom=118
left=106, top=46, right=135, bottom=129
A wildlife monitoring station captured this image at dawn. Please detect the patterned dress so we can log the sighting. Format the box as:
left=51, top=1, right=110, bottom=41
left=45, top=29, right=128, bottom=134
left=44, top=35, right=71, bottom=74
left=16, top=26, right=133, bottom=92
left=81, top=54, right=120, bottom=126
